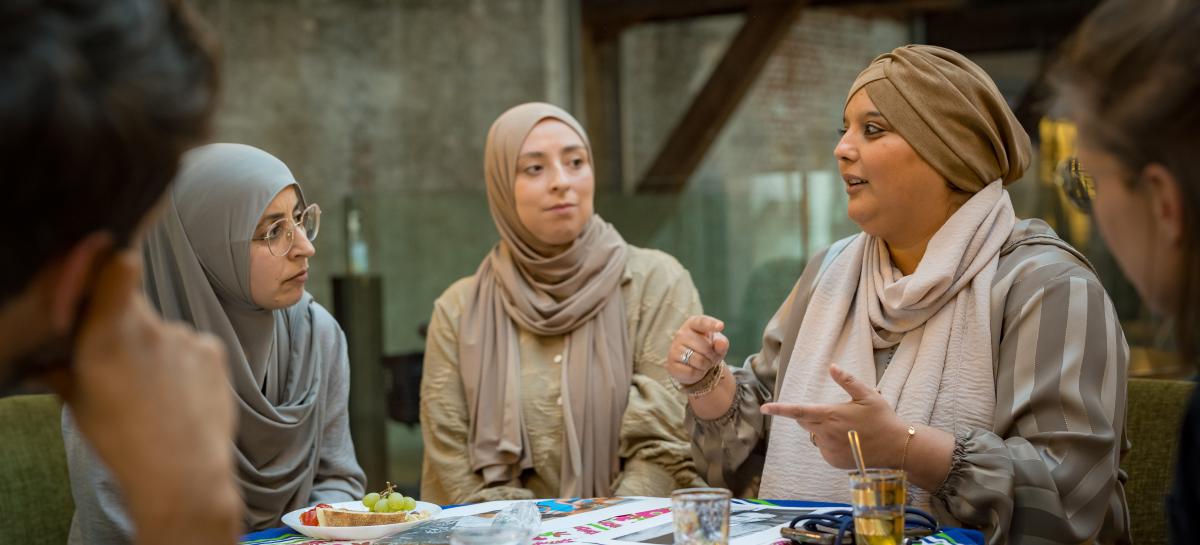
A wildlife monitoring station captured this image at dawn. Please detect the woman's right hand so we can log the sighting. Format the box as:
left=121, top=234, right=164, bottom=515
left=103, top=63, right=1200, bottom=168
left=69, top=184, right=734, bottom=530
left=667, top=315, right=730, bottom=385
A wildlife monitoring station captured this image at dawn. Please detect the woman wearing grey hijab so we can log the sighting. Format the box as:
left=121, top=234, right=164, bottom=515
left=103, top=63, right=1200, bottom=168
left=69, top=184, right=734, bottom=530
left=63, top=143, right=366, bottom=539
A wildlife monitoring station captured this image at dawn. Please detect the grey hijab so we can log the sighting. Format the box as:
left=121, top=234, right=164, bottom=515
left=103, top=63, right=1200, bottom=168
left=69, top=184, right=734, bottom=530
left=143, top=143, right=333, bottom=529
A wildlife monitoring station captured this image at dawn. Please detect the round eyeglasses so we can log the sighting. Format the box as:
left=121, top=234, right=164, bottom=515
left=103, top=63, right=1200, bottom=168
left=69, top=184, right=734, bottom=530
left=253, top=203, right=321, bottom=256
left=1054, top=156, right=1096, bottom=213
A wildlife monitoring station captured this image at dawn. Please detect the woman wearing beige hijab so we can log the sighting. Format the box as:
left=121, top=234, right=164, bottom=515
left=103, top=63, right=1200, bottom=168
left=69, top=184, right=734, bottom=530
left=669, top=46, right=1130, bottom=544
left=420, top=103, right=702, bottom=504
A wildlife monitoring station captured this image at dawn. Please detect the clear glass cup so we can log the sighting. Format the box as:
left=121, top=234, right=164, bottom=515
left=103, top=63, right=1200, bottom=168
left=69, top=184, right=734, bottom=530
left=449, top=526, right=530, bottom=545
left=848, top=469, right=907, bottom=545
left=671, top=487, right=731, bottom=545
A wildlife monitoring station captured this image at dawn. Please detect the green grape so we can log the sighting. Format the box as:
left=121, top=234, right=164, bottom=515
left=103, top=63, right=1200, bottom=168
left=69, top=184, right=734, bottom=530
left=373, top=497, right=392, bottom=513
left=402, top=497, right=417, bottom=511
left=362, top=492, right=381, bottom=509
left=387, top=493, right=406, bottom=511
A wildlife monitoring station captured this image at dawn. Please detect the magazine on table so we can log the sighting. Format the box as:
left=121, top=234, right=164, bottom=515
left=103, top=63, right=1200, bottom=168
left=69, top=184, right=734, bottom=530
left=374, top=497, right=831, bottom=545
left=577, top=501, right=825, bottom=545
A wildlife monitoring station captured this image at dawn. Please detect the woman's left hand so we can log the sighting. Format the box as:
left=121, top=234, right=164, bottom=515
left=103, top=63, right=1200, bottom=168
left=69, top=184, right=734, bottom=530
left=761, top=364, right=907, bottom=469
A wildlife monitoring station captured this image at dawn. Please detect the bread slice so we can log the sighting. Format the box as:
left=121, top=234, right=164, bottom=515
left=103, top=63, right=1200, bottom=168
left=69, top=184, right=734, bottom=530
left=315, top=507, right=411, bottom=527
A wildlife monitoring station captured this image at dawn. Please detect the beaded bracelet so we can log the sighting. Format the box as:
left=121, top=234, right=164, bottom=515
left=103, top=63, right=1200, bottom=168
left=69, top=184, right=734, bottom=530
left=671, top=362, right=719, bottom=393
left=682, top=364, right=724, bottom=398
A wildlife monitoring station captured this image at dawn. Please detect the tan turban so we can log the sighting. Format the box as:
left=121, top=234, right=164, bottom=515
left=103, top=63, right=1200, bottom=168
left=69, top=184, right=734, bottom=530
left=846, top=44, right=1032, bottom=192
left=458, top=102, right=631, bottom=498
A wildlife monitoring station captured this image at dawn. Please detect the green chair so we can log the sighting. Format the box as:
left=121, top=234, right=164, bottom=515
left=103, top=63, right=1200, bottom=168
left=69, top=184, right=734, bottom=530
left=1121, top=377, right=1196, bottom=545
left=0, top=394, right=73, bottom=545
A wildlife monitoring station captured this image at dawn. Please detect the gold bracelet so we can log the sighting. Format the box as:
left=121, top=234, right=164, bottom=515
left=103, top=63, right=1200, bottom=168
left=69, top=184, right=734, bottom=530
left=687, top=366, right=725, bottom=398
left=899, top=424, right=917, bottom=470
left=670, top=361, right=716, bottom=391
left=681, top=364, right=723, bottom=397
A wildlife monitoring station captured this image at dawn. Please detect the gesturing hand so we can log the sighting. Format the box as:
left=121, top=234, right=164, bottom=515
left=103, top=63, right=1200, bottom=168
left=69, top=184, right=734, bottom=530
left=666, top=315, right=730, bottom=385
left=761, top=364, right=907, bottom=469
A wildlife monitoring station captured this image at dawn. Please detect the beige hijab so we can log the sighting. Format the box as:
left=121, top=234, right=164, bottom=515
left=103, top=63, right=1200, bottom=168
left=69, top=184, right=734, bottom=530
left=459, top=102, right=631, bottom=497
left=847, top=44, right=1031, bottom=192
left=760, top=45, right=1031, bottom=507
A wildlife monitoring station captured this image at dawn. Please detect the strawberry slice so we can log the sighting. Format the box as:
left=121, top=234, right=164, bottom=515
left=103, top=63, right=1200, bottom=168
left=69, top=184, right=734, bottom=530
left=300, top=503, right=333, bottom=526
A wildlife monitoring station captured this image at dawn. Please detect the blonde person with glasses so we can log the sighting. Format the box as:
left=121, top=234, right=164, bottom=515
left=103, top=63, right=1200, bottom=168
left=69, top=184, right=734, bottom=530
left=63, top=143, right=366, bottom=541
left=1051, top=1, right=1200, bottom=541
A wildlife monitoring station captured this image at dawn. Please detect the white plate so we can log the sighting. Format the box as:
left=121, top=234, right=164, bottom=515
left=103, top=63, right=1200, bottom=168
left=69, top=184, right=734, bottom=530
left=282, top=500, right=442, bottom=541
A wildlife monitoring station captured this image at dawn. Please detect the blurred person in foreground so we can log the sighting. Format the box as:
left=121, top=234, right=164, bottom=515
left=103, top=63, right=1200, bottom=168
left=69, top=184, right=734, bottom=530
left=0, top=1, right=239, bottom=544
left=1051, top=0, right=1200, bottom=542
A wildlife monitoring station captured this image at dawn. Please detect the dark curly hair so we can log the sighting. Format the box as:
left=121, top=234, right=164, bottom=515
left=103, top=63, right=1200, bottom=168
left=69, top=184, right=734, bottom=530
left=0, top=0, right=219, bottom=302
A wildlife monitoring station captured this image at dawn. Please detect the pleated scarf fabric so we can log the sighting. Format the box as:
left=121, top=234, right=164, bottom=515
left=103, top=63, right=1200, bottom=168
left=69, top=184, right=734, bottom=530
left=760, top=181, right=1015, bottom=507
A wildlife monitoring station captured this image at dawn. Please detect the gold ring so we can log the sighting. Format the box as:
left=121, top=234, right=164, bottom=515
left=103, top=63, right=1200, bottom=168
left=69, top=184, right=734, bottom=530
left=810, top=433, right=817, bottom=446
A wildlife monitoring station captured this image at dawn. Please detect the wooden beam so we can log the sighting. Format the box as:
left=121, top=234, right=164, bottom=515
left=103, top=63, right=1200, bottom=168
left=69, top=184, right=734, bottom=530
left=583, top=0, right=752, bottom=39
left=582, top=0, right=960, bottom=38
left=923, top=0, right=1097, bottom=53
left=580, top=22, right=623, bottom=193
left=636, top=0, right=805, bottom=194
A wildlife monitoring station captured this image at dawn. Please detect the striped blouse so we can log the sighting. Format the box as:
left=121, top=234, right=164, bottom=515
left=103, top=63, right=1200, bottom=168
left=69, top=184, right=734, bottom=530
left=688, top=219, right=1130, bottom=545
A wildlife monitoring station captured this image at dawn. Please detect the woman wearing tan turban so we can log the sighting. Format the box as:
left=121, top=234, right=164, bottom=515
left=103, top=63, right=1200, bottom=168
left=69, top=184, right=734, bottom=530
left=669, top=45, right=1130, bottom=544
left=420, top=103, right=703, bottom=504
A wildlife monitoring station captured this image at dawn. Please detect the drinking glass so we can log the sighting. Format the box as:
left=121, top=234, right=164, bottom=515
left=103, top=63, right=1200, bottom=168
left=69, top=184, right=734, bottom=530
left=671, top=487, right=731, bottom=545
left=848, top=469, right=906, bottom=545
